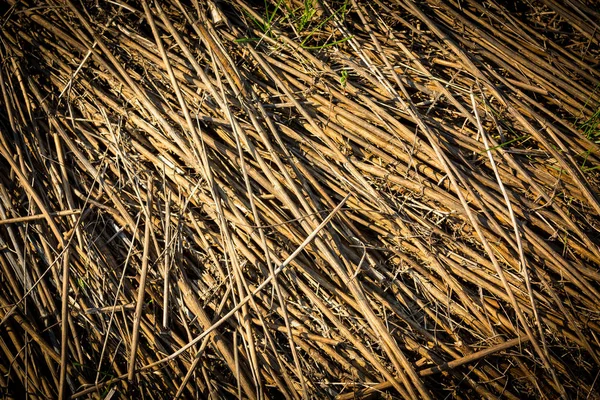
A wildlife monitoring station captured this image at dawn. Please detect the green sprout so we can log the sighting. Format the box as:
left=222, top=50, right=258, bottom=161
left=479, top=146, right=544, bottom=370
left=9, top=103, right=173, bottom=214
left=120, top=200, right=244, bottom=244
left=340, top=69, right=348, bottom=88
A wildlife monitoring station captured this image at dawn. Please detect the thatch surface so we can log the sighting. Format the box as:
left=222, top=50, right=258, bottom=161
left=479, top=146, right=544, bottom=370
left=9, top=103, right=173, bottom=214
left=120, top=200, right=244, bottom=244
left=0, top=0, right=599, bottom=398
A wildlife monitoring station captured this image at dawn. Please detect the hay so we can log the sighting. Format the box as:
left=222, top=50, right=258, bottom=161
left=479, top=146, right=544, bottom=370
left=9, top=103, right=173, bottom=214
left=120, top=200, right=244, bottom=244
left=0, top=0, right=599, bottom=398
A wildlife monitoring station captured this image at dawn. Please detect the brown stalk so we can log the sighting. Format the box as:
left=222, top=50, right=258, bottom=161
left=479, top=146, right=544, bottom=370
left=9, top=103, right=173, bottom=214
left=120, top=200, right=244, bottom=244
left=127, top=178, right=154, bottom=383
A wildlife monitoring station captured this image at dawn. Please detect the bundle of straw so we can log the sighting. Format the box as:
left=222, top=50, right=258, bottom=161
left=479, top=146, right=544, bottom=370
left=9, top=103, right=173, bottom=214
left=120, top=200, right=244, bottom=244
left=1, top=0, right=599, bottom=398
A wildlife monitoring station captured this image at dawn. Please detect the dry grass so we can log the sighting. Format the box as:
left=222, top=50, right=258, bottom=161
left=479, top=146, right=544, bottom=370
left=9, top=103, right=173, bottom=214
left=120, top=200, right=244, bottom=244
left=0, top=0, right=599, bottom=398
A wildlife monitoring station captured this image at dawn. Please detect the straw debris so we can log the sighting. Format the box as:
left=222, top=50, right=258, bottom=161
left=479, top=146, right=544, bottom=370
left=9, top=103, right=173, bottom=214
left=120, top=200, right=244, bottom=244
left=0, top=0, right=599, bottom=398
